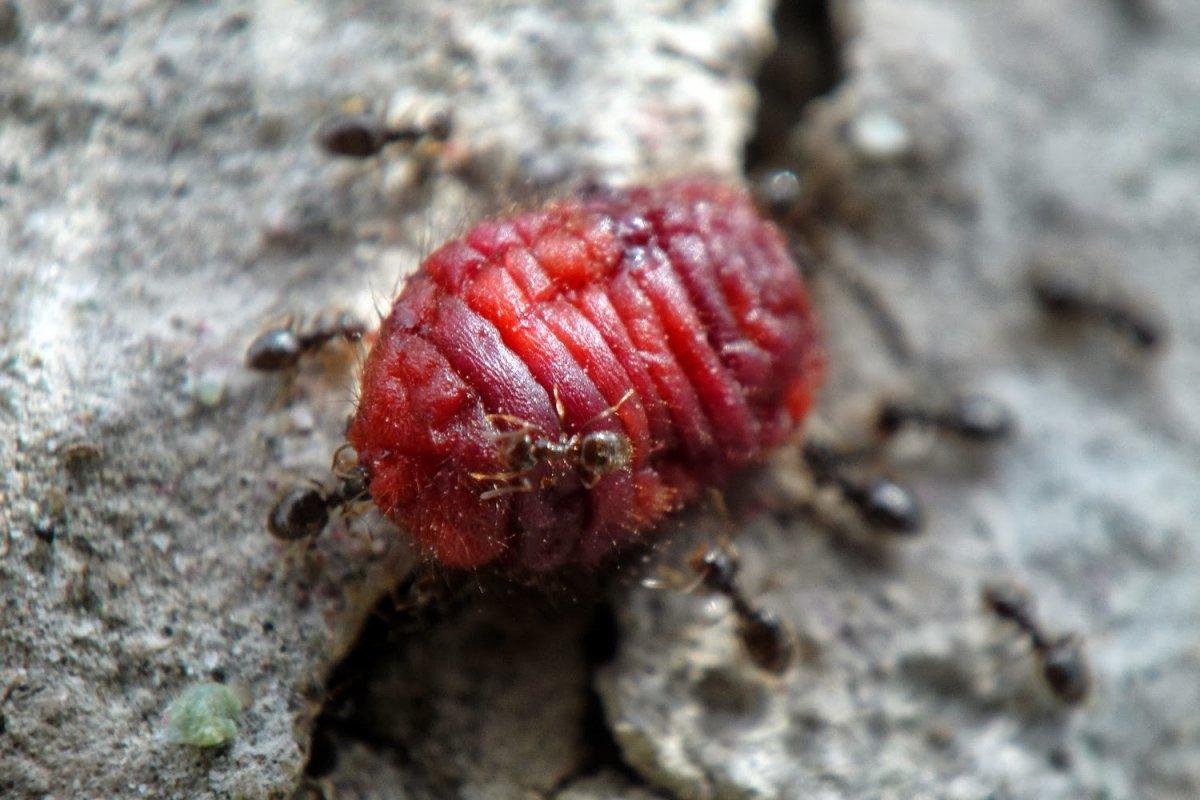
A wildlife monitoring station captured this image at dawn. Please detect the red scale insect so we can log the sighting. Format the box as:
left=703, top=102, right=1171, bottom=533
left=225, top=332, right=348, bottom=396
left=347, top=177, right=823, bottom=571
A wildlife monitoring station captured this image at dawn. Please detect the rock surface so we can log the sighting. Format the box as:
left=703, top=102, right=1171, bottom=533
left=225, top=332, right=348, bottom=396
left=2, top=0, right=1199, bottom=799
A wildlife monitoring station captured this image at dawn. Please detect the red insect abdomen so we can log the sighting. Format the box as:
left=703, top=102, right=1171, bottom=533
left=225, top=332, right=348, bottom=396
left=348, top=177, right=823, bottom=571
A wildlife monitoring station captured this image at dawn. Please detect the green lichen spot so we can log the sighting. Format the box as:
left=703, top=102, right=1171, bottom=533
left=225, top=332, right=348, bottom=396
left=166, top=682, right=242, bottom=748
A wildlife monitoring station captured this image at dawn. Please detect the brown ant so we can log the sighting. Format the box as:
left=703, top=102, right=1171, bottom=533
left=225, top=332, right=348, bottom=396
left=801, top=441, right=923, bottom=534
left=877, top=393, right=1015, bottom=444
left=268, top=445, right=369, bottom=541
left=1029, top=261, right=1165, bottom=352
left=982, top=579, right=1091, bottom=704
left=245, top=311, right=368, bottom=372
left=317, top=107, right=453, bottom=159
left=470, top=389, right=635, bottom=500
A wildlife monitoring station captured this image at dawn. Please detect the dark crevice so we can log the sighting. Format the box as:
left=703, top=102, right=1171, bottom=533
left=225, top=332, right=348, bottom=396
left=545, top=598, right=649, bottom=798
left=575, top=601, right=629, bottom=776
left=744, top=0, right=844, bottom=171
left=299, top=575, right=652, bottom=797
left=301, top=571, right=471, bottom=783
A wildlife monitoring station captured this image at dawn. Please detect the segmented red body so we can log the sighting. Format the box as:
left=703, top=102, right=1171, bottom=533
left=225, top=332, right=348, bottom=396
left=348, top=178, right=823, bottom=571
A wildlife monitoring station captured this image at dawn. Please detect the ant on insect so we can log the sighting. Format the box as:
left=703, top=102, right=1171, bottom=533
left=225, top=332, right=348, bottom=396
left=470, top=389, right=636, bottom=499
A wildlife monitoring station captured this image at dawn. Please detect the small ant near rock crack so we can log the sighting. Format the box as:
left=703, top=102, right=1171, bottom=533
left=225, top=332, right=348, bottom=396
left=688, top=544, right=796, bottom=674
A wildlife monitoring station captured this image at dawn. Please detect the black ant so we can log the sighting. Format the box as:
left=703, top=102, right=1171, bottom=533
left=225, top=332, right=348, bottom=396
left=1029, top=261, right=1165, bottom=352
left=317, top=106, right=453, bottom=159
left=644, top=506, right=797, bottom=677
left=801, top=441, right=924, bottom=534
left=982, top=579, right=1091, bottom=705
left=268, top=445, right=369, bottom=541
left=245, top=311, right=368, bottom=372
left=877, top=393, right=1016, bottom=444
left=469, top=389, right=635, bottom=499
left=687, top=543, right=796, bottom=674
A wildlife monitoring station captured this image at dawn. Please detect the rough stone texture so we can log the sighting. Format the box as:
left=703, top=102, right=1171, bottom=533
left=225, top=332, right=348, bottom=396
left=599, top=1, right=1200, bottom=799
left=3, top=1, right=1200, bottom=800
left=0, top=1, right=770, bottom=798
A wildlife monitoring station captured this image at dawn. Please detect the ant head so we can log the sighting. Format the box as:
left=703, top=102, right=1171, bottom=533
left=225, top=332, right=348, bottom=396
left=577, top=430, right=632, bottom=478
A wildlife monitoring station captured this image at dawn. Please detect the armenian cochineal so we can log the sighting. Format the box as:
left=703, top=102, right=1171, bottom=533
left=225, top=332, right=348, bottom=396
left=347, top=178, right=823, bottom=571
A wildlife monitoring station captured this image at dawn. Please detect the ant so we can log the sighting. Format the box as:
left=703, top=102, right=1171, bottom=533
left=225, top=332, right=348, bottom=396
left=246, top=311, right=368, bottom=372
left=469, top=389, right=635, bottom=500
left=268, top=445, right=369, bottom=541
left=876, top=393, right=1015, bottom=444
left=1029, top=261, right=1165, bottom=352
left=317, top=105, right=453, bottom=160
left=800, top=441, right=924, bottom=534
left=982, top=579, right=1091, bottom=705
left=644, top=491, right=797, bottom=676
left=687, top=543, right=796, bottom=674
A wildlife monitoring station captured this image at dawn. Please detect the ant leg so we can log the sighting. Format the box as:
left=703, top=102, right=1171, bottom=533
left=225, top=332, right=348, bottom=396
left=552, top=385, right=568, bottom=428
left=478, top=477, right=534, bottom=501
left=580, top=388, right=635, bottom=430
left=484, top=413, right=542, bottom=432
left=824, top=262, right=915, bottom=366
left=468, top=469, right=532, bottom=484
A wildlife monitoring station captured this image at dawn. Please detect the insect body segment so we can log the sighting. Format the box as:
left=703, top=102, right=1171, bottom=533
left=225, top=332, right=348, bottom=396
left=348, top=179, right=823, bottom=572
